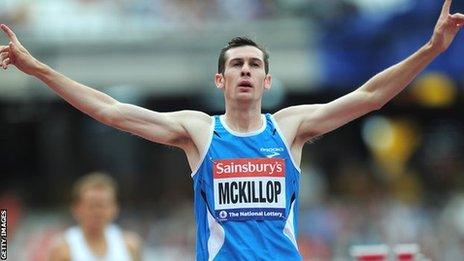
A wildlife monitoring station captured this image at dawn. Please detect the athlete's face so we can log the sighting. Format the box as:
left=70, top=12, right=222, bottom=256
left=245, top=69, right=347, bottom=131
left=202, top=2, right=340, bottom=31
left=73, top=187, right=118, bottom=232
left=215, top=46, right=272, bottom=102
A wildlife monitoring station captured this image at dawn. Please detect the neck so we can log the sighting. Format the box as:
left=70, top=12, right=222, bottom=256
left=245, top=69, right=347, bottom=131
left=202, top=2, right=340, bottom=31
left=82, top=225, right=105, bottom=243
left=81, top=225, right=107, bottom=256
left=224, top=100, right=262, bottom=132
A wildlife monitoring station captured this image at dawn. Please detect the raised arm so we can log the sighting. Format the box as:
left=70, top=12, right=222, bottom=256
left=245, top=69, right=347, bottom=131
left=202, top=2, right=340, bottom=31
left=275, top=0, right=463, bottom=145
left=0, top=24, right=211, bottom=155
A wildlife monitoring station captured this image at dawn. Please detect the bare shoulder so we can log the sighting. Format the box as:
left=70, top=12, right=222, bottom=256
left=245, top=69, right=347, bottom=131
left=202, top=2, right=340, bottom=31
left=272, top=107, right=303, bottom=145
left=273, top=105, right=323, bottom=145
left=48, top=235, right=70, bottom=261
left=123, top=231, right=142, bottom=261
left=274, top=105, right=319, bottom=121
left=175, top=110, right=213, bottom=140
left=273, top=106, right=294, bottom=122
left=123, top=230, right=142, bottom=250
left=174, top=110, right=212, bottom=124
left=273, top=105, right=317, bottom=131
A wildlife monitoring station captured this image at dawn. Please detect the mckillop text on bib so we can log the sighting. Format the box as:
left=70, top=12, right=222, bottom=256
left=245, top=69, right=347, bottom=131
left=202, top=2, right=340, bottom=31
left=213, top=158, right=286, bottom=221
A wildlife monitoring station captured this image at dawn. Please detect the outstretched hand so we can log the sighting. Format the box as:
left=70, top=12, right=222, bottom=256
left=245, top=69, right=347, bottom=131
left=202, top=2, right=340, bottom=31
left=0, top=24, right=40, bottom=75
left=430, top=0, right=464, bottom=52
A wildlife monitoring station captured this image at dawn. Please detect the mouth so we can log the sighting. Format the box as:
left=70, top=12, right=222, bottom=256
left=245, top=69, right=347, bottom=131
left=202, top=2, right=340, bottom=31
left=238, top=80, right=253, bottom=88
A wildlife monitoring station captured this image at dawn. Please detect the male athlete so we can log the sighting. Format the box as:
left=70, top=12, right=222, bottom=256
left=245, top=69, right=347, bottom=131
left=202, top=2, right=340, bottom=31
left=1, top=0, right=463, bottom=259
left=48, top=172, right=141, bottom=261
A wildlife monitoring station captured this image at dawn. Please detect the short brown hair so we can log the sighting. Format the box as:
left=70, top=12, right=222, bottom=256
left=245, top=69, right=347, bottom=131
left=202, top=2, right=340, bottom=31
left=218, top=36, right=269, bottom=74
left=71, top=172, right=118, bottom=203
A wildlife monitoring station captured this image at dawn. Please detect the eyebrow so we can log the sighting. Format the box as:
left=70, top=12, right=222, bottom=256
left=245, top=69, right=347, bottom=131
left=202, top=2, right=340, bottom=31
left=229, top=57, right=263, bottom=64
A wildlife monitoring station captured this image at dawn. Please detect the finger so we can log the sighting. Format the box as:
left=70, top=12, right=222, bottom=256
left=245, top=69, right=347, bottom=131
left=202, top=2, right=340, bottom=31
left=451, top=13, right=464, bottom=20
left=442, top=0, right=452, bottom=16
left=2, top=58, right=11, bottom=69
left=0, top=24, right=20, bottom=45
left=450, top=16, right=464, bottom=27
left=8, top=42, right=20, bottom=53
left=0, top=45, right=9, bottom=53
left=0, top=52, right=9, bottom=61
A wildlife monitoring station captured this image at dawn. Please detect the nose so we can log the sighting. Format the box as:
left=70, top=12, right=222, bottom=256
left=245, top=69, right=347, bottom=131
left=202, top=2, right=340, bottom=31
left=241, top=63, right=251, bottom=77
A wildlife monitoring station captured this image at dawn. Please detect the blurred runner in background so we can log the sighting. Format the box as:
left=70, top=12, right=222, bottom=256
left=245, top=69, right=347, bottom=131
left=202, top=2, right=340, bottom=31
left=48, top=172, right=141, bottom=261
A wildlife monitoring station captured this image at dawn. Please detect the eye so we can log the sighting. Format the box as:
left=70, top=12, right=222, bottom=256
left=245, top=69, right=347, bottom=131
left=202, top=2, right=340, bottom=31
left=251, top=63, right=260, bottom=67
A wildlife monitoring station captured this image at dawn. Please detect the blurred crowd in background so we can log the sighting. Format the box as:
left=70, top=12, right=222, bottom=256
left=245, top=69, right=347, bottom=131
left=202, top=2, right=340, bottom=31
left=1, top=0, right=464, bottom=260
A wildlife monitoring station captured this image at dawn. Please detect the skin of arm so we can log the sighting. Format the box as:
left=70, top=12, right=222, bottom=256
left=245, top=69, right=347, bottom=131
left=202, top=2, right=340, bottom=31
left=274, top=0, right=464, bottom=165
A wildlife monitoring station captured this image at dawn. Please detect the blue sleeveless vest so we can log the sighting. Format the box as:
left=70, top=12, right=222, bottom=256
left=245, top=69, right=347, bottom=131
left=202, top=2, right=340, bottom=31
left=191, top=113, right=301, bottom=260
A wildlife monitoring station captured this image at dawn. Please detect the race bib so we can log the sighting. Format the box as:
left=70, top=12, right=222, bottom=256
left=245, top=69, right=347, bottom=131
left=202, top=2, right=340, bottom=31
left=213, top=158, right=286, bottom=221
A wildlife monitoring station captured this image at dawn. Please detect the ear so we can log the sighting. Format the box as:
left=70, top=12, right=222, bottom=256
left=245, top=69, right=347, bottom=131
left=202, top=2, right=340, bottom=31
left=215, top=73, right=224, bottom=89
left=264, top=74, right=272, bottom=91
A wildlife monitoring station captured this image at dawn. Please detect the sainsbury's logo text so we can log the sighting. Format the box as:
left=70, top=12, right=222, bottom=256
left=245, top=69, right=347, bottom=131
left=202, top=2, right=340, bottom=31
left=214, top=158, right=285, bottom=178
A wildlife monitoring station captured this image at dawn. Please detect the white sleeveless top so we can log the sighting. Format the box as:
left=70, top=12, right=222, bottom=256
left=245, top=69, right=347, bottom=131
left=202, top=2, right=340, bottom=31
left=64, top=224, right=131, bottom=261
